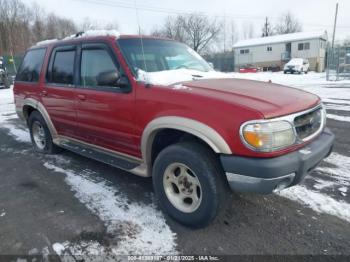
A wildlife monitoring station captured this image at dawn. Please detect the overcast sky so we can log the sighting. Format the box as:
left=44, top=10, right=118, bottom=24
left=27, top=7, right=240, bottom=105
left=26, top=0, right=350, bottom=42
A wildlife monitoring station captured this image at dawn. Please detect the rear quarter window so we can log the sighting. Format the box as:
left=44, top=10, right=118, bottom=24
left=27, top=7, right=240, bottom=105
left=16, top=48, right=46, bottom=82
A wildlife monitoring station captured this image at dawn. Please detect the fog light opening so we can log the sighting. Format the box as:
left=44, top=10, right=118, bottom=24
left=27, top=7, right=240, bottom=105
left=273, top=174, right=295, bottom=192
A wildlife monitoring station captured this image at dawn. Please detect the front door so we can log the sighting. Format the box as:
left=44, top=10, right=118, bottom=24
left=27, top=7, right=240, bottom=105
left=75, top=42, right=137, bottom=157
left=41, top=45, right=78, bottom=139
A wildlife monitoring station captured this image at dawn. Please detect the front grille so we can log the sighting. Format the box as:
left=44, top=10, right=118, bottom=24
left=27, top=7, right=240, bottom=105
left=294, top=107, right=323, bottom=140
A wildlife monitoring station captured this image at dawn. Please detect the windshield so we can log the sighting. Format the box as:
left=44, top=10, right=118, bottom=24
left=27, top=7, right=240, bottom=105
left=117, top=38, right=212, bottom=74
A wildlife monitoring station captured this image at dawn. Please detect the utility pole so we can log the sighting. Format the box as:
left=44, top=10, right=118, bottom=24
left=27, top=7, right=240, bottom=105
left=327, top=3, right=339, bottom=81
left=331, top=3, right=339, bottom=50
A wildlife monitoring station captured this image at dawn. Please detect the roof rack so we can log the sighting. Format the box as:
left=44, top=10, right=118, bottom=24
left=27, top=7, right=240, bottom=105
left=35, top=30, right=121, bottom=46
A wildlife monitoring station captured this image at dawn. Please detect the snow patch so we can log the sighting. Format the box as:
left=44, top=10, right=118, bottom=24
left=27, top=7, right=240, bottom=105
left=1, top=123, right=31, bottom=143
left=36, top=39, right=58, bottom=46
left=64, top=30, right=120, bottom=40
left=173, top=84, right=192, bottom=91
left=313, top=179, right=336, bottom=190
left=43, top=162, right=177, bottom=255
left=52, top=243, right=65, bottom=255
left=327, top=113, right=350, bottom=123
left=137, top=68, right=231, bottom=86
left=234, top=31, right=327, bottom=48
left=278, top=185, right=350, bottom=223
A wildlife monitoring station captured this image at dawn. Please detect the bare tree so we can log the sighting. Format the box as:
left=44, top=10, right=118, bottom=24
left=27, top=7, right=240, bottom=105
left=220, top=19, right=237, bottom=52
left=275, top=12, right=302, bottom=35
left=31, top=3, right=46, bottom=43
left=79, top=17, right=119, bottom=31
left=151, top=13, right=221, bottom=53
left=262, top=17, right=273, bottom=37
left=0, top=0, right=120, bottom=55
left=182, top=14, right=221, bottom=53
left=242, top=21, right=255, bottom=39
left=151, top=16, right=187, bottom=43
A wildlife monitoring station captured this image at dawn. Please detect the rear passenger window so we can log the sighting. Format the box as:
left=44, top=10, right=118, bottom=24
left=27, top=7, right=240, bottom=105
left=47, top=49, right=75, bottom=85
left=80, top=48, right=118, bottom=88
left=17, top=48, right=46, bottom=82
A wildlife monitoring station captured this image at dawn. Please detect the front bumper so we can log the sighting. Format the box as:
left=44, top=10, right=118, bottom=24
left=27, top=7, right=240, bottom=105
left=284, top=69, right=300, bottom=73
left=220, top=128, right=334, bottom=194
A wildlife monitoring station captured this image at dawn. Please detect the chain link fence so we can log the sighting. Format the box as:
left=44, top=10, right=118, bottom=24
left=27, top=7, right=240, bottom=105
left=326, top=45, right=350, bottom=81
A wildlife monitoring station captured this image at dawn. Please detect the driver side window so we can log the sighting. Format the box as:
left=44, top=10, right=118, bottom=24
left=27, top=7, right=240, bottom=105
left=80, top=48, right=118, bottom=88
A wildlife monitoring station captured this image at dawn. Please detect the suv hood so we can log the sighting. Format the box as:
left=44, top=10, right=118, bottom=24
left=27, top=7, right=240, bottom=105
left=179, top=78, right=320, bottom=119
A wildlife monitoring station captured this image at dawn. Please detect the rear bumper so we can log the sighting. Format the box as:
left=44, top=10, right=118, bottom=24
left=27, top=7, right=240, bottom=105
left=220, top=128, right=334, bottom=194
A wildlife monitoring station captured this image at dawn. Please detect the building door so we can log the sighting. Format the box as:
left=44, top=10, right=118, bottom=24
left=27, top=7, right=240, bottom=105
left=286, top=43, right=291, bottom=58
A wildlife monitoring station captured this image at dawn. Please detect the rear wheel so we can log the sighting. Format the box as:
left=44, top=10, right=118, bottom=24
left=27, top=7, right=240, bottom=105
left=28, top=111, right=61, bottom=154
left=153, top=141, right=228, bottom=227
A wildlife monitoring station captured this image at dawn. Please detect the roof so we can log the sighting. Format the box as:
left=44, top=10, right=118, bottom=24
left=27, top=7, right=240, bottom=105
left=233, top=30, right=328, bottom=49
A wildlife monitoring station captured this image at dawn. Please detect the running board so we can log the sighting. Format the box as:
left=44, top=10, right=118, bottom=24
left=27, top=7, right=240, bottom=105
left=56, top=138, right=149, bottom=177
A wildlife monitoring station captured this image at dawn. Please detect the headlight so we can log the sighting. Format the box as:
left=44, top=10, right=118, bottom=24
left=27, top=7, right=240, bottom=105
left=240, top=120, right=296, bottom=152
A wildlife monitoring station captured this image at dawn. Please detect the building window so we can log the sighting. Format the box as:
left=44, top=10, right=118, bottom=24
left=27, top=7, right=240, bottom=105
left=240, top=49, right=250, bottom=54
left=267, top=46, right=272, bottom=52
left=298, top=42, right=310, bottom=51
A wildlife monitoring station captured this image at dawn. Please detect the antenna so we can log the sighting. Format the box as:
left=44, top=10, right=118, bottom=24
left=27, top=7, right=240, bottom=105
left=133, top=0, right=148, bottom=73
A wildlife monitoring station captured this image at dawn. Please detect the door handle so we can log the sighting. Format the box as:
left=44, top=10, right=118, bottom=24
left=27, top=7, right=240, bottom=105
left=77, top=94, right=86, bottom=101
left=41, top=90, right=48, bottom=97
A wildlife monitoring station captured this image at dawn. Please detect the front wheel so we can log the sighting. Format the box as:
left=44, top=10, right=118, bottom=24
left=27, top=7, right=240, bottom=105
left=153, top=142, right=228, bottom=228
left=28, top=111, right=61, bottom=154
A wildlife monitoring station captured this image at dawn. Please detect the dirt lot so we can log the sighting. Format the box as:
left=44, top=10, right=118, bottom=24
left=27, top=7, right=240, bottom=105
left=1, top=74, right=350, bottom=259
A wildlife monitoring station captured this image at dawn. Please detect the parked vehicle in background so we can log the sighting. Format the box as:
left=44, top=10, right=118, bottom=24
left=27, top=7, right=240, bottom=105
left=239, top=64, right=260, bottom=73
left=0, top=57, right=10, bottom=89
left=14, top=32, right=334, bottom=227
left=284, top=58, right=310, bottom=74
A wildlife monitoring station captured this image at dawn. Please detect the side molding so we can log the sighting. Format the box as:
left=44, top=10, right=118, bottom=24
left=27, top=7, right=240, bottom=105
left=141, top=116, right=232, bottom=165
left=23, top=98, right=58, bottom=139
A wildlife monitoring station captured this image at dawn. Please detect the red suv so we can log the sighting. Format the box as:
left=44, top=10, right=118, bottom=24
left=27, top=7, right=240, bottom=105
left=14, top=32, right=334, bottom=227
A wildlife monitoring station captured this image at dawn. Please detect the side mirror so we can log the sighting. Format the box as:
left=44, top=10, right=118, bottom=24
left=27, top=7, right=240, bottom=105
left=97, top=70, right=120, bottom=87
left=117, top=75, right=129, bottom=88
left=208, top=62, right=214, bottom=69
left=96, top=70, right=129, bottom=88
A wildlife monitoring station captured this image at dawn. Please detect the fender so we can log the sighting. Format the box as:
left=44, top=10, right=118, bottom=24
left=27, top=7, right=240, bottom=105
left=22, top=98, right=58, bottom=140
left=141, top=116, right=232, bottom=165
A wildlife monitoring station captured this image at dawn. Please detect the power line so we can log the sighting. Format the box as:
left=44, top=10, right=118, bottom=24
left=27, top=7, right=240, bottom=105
left=72, top=0, right=350, bottom=29
left=73, top=0, right=276, bottom=20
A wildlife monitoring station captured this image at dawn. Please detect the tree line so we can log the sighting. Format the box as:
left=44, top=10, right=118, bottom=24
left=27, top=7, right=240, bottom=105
left=0, top=0, right=118, bottom=55
left=0, top=0, right=303, bottom=56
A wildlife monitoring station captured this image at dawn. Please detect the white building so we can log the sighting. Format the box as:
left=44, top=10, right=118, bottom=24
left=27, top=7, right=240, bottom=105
left=233, top=31, right=328, bottom=72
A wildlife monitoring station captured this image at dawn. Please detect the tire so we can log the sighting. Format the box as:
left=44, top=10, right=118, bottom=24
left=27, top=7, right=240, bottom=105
left=28, top=111, right=61, bottom=154
left=152, top=141, right=228, bottom=228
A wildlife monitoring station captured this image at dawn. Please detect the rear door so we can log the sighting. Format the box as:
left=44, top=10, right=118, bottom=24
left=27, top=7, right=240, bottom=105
left=41, top=45, right=78, bottom=138
left=74, top=42, right=137, bottom=156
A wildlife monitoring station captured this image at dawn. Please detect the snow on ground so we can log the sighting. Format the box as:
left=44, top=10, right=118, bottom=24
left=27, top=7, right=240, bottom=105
left=278, top=153, right=350, bottom=222
left=0, top=87, right=31, bottom=143
left=44, top=162, right=177, bottom=256
left=0, top=87, right=177, bottom=256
